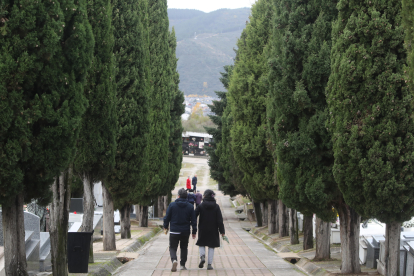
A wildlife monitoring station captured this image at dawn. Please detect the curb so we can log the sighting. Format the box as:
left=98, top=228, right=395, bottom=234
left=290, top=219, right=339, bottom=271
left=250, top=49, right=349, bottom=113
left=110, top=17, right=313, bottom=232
left=87, top=227, right=162, bottom=276
left=89, top=257, right=123, bottom=276
left=295, top=258, right=332, bottom=276
left=121, top=227, right=162, bottom=253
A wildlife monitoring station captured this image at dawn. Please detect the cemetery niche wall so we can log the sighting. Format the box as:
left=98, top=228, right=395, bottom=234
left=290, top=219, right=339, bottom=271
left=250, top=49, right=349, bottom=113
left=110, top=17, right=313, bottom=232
left=182, top=131, right=213, bottom=156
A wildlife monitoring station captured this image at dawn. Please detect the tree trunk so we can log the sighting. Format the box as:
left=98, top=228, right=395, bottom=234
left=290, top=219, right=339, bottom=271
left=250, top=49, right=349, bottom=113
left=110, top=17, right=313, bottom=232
left=167, top=191, right=172, bottom=206
left=2, top=193, right=28, bottom=276
left=268, top=200, right=277, bottom=235
left=303, top=215, right=314, bottom=250
left=139, top=206, right=148, bottom=227
left=120, top=204, right=131, bottom=239
left=278, top=200, right=288, bottom=237
left=289, top=209, right=299, bottom=245
left=337, top=203, right=361, bottom=274
left=314, top=215, right=331, bottom=260
left=275, top=200, right=279, bottom=233
left=157, top=196, right=164, bottom=218
left=50, top=170, right=72, bottom=276
left=253, top=201, right=262, bottom=227
left=102, top=183, right=116, bottom=250
left=153, top=201, right=158, bottom=218
left=261, top=201, right=268, bottom=226
left=81, top=174, right=95, bottom=263
left=135, top=204, right=140, bottom=222
left=164, top=196, right=169, bottom=211
left=385, top=221, right=401, bottom=276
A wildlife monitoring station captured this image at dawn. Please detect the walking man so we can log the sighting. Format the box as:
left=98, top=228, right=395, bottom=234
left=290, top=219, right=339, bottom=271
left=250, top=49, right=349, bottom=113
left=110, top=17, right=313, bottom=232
left=192, top=174, right=197, bottom=191
left=164, top=188, right=197, bottom=272
left=195, top=189, right=225, bottom=270
left=195, top=190, right=202, bottom=208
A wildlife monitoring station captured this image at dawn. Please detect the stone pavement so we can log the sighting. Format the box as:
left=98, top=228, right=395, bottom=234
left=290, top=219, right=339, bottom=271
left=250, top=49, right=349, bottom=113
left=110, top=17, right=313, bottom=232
left=114, top=158, right=303, bottom=276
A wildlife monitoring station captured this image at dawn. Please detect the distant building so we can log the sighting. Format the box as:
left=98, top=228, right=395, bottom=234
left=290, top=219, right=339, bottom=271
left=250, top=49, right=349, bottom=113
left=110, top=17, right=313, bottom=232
left=182, top=131, right=213, bottom=157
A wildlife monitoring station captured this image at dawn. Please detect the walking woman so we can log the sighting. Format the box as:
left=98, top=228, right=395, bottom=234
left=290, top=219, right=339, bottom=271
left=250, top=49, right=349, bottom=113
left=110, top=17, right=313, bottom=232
left=195, top=189, right=225, bottom=270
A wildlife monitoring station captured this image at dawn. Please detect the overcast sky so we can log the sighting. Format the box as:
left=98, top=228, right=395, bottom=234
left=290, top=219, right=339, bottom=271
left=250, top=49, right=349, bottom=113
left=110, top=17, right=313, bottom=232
left=167, top=0, right=256, bottom=13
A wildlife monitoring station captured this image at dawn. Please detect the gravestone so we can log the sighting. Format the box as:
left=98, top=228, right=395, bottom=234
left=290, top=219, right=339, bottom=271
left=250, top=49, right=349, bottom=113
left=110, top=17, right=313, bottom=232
left=406, top=242, right=414, bottom=276
left=70, top=198, right=84, bottom=213
left=0, top=211, right=42, bottom=274
left=0, top=211, right=40, bottom=246
left=359, top=238, right=368, bottom=264
left=365, top=235, right=385, bottom=269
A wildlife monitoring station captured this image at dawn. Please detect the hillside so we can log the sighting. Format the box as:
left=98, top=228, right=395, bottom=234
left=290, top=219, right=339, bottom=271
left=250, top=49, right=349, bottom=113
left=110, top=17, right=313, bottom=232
left=168, top=8, right=250, bottom=96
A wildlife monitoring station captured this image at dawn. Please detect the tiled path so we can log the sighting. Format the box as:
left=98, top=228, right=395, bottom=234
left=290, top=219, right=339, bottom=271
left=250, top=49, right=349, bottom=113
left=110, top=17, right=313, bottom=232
left=114, top=158, right=303, bottom=276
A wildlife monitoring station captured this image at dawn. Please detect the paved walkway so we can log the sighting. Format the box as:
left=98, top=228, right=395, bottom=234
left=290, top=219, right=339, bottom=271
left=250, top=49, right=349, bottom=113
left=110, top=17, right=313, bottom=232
left=114, top=158, right=303, bottom=276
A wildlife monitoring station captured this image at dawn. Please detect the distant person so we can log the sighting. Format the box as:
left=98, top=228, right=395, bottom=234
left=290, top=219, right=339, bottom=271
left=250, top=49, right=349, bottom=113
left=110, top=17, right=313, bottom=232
left=192, top=174, right=198, bottom=191
left=187, top=189, right=196, bottom=207
left=186, top=176, right=191, bottom=191
left=164, top=188, right=197, bottom=272
left=195, top=189, right=225, bottom=270
left=195, top=190, right=202, bottom=208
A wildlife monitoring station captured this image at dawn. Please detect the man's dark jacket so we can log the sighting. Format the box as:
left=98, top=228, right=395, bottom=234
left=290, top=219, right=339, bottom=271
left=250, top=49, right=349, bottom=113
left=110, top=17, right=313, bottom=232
left=164, top=198, right=197, bottom=234
left=192, top=176, right=197, bottom=186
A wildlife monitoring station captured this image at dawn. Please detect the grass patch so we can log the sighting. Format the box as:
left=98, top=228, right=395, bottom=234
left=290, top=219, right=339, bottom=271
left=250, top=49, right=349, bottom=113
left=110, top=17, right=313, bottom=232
left=182, top=163, right=196, bottom=169
left=208, top=178, right=218, bottom=187
left=242, top=197, right=251, bottom=204
left=195, top=168, right=207, bottom=177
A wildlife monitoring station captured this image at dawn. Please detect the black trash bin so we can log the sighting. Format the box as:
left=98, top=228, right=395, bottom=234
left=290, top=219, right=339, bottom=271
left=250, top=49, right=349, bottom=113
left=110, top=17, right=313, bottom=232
left=67, top=231, right=93, bottom=273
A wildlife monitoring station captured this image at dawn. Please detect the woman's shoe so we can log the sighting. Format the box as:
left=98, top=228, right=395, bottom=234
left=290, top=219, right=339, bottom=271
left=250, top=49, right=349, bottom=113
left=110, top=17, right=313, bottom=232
left=207, top=264, right=213, bottom=270
left=199, top=255, right=206, bottom=268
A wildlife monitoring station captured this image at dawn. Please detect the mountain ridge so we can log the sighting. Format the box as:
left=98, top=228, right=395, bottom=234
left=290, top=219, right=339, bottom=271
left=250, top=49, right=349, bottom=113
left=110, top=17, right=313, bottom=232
left=168, top=8, right=251, bottom=96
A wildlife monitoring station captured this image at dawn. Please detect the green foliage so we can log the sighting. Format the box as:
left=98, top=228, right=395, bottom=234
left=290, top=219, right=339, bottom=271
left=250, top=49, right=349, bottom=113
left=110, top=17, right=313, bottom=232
left=169, top=8, right=250, bottom=97
left=267, top=0, right=338, bottom=220
left=0, top=0, right=93, bottom=205
left=205, top=67, right=232, bottom=189
left=228, top=0, right=276, bottom=202
left=208, top=65, right=247, bottom=197
left=74, top=0, right=117, bottom=182
left=182, top=112, right=216, bottom=132
left=106, top=0, right=150, bottom=210
left=403, top=0, right=414, bottom=91
left=327, top=0, right=414, bottom=223
left=167, top=29, right=185, bottom=193
left=217, top=107, right=247, bottom=197
left=144, top=0, right=171, bottom=204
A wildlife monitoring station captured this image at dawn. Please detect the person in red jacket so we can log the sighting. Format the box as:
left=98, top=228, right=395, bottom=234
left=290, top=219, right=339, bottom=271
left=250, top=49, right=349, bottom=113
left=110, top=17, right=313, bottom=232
left=186, top=176, right=191, bottom=191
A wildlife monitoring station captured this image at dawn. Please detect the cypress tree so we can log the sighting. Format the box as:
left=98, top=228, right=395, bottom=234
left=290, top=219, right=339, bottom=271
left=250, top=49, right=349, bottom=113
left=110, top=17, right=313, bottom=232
left=327, top=0, right=414, bottom=274
left=166, top=28, right=185, bottom=200
left=267, top=0, right=339, bottom=252
left=143, top=0, right=171, bottom=213
left=205, top=66, right=233, bottom=192
left=103, top=0, right=150, bottom=243
left=403, top=0, right=414, bottom=86
left=74, top=0, right=117, bottom=262
left=0, top=0, right=93, bottom=273
left=217, top=107, right=247, bottom=198
left=228, top=0, right=276, bottom=206
left=209, top=65, right=247, bottom=197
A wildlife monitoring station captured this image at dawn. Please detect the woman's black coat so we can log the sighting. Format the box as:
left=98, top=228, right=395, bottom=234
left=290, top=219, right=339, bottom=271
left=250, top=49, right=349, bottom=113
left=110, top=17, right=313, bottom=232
left=195, top=197, right=225, bottom=248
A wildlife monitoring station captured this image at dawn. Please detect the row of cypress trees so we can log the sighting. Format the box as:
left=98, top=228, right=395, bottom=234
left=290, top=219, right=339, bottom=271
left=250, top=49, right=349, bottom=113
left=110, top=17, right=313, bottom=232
left=0, top=0, right=183, bottom=274
left=207, top=0, right=414, bottom=275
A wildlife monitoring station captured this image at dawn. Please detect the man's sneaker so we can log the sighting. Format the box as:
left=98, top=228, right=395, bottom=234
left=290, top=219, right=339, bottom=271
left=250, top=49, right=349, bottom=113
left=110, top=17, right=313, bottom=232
left=171, top=260, right=178, bottom=272
left=207, top=264, right=213, bottom=270
left=199, top=255, right=206, bottom=268
left=180, top=265, right=187, bottom=270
